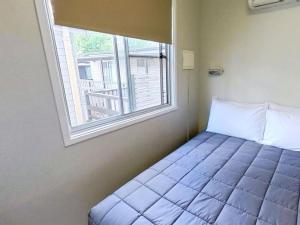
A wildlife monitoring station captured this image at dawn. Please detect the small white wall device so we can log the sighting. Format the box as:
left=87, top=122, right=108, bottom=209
left=248, top=0, right=300, bottom=10
left=183, top=50, right=195, bottom=70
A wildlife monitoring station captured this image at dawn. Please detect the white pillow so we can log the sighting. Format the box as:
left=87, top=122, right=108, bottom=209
left=263, top=108, right=300, bottom=151
left=207, top=98, right=267, bottom=142
left=269, top=102, right=300, bottom=113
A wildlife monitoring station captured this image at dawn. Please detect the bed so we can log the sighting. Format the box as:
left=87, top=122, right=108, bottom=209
left=89, top=132, right=300, bottom=225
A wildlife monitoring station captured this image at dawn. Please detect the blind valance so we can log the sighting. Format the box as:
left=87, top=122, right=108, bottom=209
left=51, top=0, right=172, bottom=44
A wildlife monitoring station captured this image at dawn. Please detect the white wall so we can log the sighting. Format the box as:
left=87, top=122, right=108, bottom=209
left=0, top=0, right=200, bottom=225
left=198, top=0, right=300, bottom=130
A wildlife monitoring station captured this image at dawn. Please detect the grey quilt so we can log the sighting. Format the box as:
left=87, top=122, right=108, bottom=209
left=89, top=132, right=300, bottom=225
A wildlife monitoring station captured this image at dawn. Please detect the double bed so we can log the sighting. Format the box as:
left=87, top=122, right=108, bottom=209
left=89, top=131, right=300, bottom=225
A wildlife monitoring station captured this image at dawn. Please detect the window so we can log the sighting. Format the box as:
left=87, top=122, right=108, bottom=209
left=36, top=0, right=176, bottom=145
left=78, top=65, right=92, bottom=80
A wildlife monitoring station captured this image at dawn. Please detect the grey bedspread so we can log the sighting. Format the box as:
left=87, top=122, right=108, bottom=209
left=89, top=132, right=300, bottom=225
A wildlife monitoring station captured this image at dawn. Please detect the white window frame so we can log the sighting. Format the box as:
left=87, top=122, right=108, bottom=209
left=34, top=0, right=178, bottom=146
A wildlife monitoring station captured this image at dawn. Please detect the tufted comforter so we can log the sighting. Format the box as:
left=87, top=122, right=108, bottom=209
left=89, top=132, right=300, bottom=225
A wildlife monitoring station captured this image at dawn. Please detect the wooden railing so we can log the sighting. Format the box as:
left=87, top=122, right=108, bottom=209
left=79, top=79, right=103, bottom=92
left=85, top=88, right=128, bottom=119
left=79, top=79, right=118, bottom=92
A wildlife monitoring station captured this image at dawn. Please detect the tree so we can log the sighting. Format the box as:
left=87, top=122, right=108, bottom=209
left=128, top=38, right=157, bottom=51
left=73, top=32, right=113, bottom=56
left=72, top=31, right=159, bottom=56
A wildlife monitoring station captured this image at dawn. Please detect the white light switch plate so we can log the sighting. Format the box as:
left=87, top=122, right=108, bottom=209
left=183, top=50, right=195, bottom=70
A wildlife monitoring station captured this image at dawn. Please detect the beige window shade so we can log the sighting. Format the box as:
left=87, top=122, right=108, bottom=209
left=51, top=0, right=172, bottom=44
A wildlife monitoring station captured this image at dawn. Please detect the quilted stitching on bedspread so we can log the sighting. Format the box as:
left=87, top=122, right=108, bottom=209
left=89, top=132, right=300, bottom=225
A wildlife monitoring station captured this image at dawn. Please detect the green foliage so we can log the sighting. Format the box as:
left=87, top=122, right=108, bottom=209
left=72, top=31, right=159, bottom=56
left=128, top=38, right=158, bottom=51
left=73, top=32, right=113, bottom=56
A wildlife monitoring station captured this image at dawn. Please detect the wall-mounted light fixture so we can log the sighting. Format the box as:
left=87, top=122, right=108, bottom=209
left=208, top=66, right=224, bottom=76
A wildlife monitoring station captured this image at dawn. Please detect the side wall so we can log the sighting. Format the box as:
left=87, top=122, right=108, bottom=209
left=0, top=0, right=200, bottom=225
left=198, top=0, right=300, bottom=130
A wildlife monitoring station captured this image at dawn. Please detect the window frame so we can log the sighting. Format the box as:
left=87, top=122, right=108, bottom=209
left=35, top=0, right=177, bottom=146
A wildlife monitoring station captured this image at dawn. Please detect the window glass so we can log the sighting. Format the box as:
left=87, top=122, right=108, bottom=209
left=127, top=38, right=168, bottom=111
left=50, top=23, right=171, bottom=129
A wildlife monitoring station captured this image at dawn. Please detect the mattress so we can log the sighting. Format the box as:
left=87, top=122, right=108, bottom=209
left=89, top=132, right=300, bottom=225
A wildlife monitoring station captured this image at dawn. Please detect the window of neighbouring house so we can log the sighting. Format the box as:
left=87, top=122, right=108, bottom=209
left=136, top=59, right=149, bottom=74
left=36, top=0, right=175, bottom=145
left=78, top=65, right=92, bottom=80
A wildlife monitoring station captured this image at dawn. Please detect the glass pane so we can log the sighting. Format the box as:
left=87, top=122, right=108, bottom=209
left=52, top=25, right=123, bottom=127
left=127, top=38, right=163, bottom=111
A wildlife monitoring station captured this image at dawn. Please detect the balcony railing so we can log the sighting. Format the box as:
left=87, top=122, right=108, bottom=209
left=79, top=79, right=104, bottom=92
left=84, top=88, right=129, bottom=120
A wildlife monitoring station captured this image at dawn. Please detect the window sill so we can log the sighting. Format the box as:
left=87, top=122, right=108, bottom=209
left=64, top=105, right=177, bottom=146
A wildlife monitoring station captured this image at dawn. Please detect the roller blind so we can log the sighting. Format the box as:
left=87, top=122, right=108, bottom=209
left=51, top=0, right=172, bottom=44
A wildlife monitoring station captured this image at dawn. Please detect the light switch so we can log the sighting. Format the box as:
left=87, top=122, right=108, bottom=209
left=182, top=50, right=195, bottom=70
